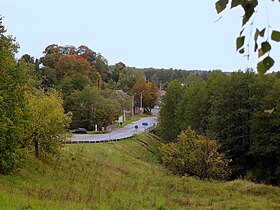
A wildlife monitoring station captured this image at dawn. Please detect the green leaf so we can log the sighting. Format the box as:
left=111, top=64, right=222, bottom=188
left=257, top=56, right=275, bottom=75
left=254, top=42, right=258, bottom=52
left=254, top=29, right=260, bottom=42
left=216, top=0, right=229, bottom=14
left=271, top=30, right=280, bottom=42
left=254, top=28, right=265, bottom=42
left=258, top=41, right=271, bottom=57
left=236, top=36, right=245, bottom=51
left=259, top=28, right=266, bottom=37
left=239, top=48, right=245, bottom=54
left=231, top=0, right=244, bottom=8
left=242, top=1, right=255, bottom=26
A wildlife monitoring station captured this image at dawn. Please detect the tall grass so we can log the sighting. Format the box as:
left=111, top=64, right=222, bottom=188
left=0, top=133, right=279, bottom=209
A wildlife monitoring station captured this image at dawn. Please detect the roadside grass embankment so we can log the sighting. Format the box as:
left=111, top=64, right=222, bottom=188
left=0, top=133, right=279, bottom=210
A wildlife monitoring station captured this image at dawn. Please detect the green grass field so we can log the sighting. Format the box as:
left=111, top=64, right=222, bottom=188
left=0, top=133, right=279, bottom=210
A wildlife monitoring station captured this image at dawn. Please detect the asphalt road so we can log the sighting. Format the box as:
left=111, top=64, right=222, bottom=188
left=69, top=116, right=158, bottom=143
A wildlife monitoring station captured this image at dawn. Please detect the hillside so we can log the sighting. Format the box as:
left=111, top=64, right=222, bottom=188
left=0, top=133, right=279, bottom=210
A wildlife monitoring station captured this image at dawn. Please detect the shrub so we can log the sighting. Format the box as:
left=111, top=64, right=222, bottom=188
left=161, top=127, right=231, bottom=180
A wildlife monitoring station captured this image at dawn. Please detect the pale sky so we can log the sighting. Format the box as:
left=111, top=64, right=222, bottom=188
left=2, top=0, right=280, bottom=72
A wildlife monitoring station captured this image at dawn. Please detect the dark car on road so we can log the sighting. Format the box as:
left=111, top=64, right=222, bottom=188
left=72, top=128, right=87, bottom=134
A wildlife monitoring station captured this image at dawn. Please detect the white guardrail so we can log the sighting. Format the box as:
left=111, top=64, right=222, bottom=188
left=65, top=124, right=156, bottom=144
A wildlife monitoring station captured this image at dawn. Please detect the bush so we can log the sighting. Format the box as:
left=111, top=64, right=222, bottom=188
left=161, top=127, right=231, bottom=180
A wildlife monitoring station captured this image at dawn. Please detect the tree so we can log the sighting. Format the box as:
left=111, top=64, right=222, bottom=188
left=142, top=81, right=159, bottom=113
left=25, top=89, right=71, bottom=158
left=116, top=67, right=144, bottom=93
left=158, top=80, right=184, bottom=142
left=40, top=44, right=62, bottom=69
left=0, top=17, right=29, bottom=174
left=207, top=71, right=260, bottom=177
left=101, top=89, right=131, bottom=111
left=111, top=62, right=126, bottom=83
left=54, top=55, right=95, bottom=81
left=132, top=76, right=159, bottom=113
left=38, top=66, right=59, bottom=88
left=250, top=78, right=280, bottom=185
left=132, top=76, right=146, bottom=106
left=0, top=61, right=35, bottom=174
left=64, top=86, right=121, bottom=130
left=215, top=0, right=280, bottom=74
left=95, top=54, right=109, bottom=81
left=58, top=73, right=91, bottom=99
left=77, top=45, right=97, bottom=64
left=161, top=127, right=230, bottom=180
left=176, top=76, right=208, bottom=134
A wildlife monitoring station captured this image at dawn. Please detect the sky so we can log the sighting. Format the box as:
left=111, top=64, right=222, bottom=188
left=2, top=0, right=280, bottom=72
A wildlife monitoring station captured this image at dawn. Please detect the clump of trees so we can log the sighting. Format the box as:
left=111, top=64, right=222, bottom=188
left=159, top=71, right=280, bottom=185
left=64, top=86, right=122, bottom=130
left=0, top=17, right=71, bottom=174
left=161, top=127, right=230, bottom=180
left=31, top=44, right=133, bottom=130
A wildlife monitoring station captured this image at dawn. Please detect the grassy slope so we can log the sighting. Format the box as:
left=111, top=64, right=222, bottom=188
left=0, top=133, right=279, bottom=210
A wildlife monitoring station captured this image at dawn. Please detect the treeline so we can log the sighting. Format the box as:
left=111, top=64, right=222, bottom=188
left=159, top=71, right=280, bottom=185
left=109, top=66, right=215, bottom=92
left=142, top=68, right=191, bottom=89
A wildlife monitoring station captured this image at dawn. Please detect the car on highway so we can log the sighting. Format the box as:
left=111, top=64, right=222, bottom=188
left=72, top=128, right=87, bottom=134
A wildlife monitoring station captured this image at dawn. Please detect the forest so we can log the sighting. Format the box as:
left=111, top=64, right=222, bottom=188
left=159, top=71, right=280, bottom=185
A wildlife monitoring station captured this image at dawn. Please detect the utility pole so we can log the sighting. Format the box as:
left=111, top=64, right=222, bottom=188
left=140, top=91, right=143, bottom=109
left=131, top=94, right=134, bottom=116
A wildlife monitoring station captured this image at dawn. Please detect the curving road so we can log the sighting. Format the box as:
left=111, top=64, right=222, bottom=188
left=68, top=116, right=158, bottom=143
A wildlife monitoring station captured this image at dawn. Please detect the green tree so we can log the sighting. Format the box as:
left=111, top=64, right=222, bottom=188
left=176, top=76, right=208, bottom=134
left=40, top=44, right=62, bottom=69
left=101, top=89, right=131, bottom=111
left=250, top=78, right=280, bottom=185
left=25, top=89, right=71, bottom=158
left=159, top=80, right=184, bottom=142
left=207, top=71, right=258, bottom=177
left=111, top=62, right=126, bottom=83
left=117, top=67, right=144, bottom=93
left=64, top=86, right=121, bottom=130
left=0, top=17, right=31, bottom=174
left=58, top=73, right=91, bottom=99
left=95, top=54, right=109, bottom=81
left=0, top=61, right=35, bottom=174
